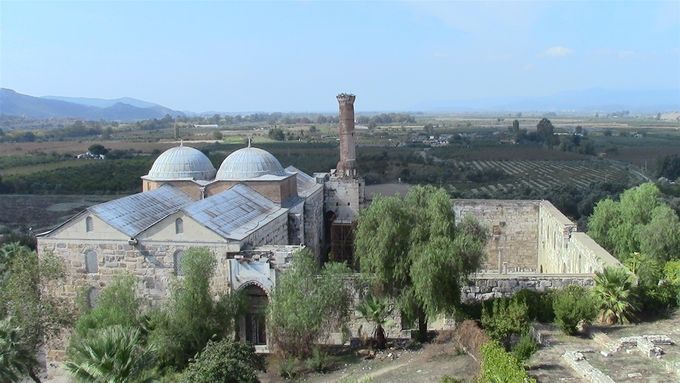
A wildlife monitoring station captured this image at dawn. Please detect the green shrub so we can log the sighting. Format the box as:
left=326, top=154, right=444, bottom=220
left=440, top=376, right=465, bottom=383
left=0, top=316, right=38, bottom=383
left=513, top=289, right=555, bottom=322
left=553, top=285, right=597, bottom=335
left=593, top=267, right=638, bottom=325
left=665, top=260, right=680, bottom=285
left=627, top=254, right=675, bottom=315
left=481, top=298, right=529, bottom=344
left=268, top=249, right=352, bottom=358
left=148, top=248, right=244, bottom=369
left=511, top=333, right=538, bottom=362
left=480, top=341, right=536, bottom=383
left=305, top=347, right=333, bottom=373
left=65, top=325, right=156, bottom=383
left=179, top=339, right=264, bottom=383
left=664, top=260, right=680, bottom=306
left=279, top=357, right=300, bottom=379
left=456, top=301, right=483, bottom=320
left=0, top=245, right=72, bottom=381
left=73, top=274, right=141, bottom=337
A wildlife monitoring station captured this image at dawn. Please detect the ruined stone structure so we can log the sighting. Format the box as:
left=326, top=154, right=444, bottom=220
left=335, top=93, right=357, bottom=177
left=320, top=93, right=365, bottom=262
left=453, top=199, right=620, bottom=275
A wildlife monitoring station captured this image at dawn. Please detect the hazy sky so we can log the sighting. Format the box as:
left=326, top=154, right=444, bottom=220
left=1, top=1, right=679, bottom=112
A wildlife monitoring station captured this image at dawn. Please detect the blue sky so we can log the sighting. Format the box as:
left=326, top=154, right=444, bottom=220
left=1, top=1, right=679, bottom=112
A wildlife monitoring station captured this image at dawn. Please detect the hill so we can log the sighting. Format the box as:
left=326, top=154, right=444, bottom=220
left=43, top=95, right=167, bottom=110
left=0, top=88, right=182, bottom=121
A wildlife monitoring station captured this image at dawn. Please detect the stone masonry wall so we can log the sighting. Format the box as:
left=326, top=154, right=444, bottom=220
left=538, top=201, right=621, bottom=273
left=242, top=212, right=289, bottom=248
left=324, top=176, right=365, bottom=223
left=303, top=185, right=325, bottom=259
left=453, top=199, right=539, bottom=273
left=37, top=239, right=234, bottom=372
left=462, top=273, right=595, bottom=302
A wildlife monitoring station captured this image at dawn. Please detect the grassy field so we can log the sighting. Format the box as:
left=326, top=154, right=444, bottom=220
left=1, top=159, right=97, bottom=176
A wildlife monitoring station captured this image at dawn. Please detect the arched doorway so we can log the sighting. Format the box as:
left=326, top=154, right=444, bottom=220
left=239, top=284, right=268, bottom=346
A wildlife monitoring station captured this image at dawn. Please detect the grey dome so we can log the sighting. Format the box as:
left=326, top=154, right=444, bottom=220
left=216, top=147, right=286, bottom=180
left=146, top=145, right=216, bottom=180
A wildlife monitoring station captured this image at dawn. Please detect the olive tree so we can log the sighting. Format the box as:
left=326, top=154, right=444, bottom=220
left=355, top=185, right=487, bottom=341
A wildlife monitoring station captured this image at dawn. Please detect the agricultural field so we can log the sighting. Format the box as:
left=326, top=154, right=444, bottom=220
left=1, top=113, right=678, bottom=233
left=0, top=194, right=117, bottom=233
left=445, top=159, right=645, bottom=196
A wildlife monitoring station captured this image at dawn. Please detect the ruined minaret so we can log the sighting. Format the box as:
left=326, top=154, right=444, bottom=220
left=336, top=93, right=357, bottom=177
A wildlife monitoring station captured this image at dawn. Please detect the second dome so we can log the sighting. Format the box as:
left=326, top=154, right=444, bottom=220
left=216, top=146, right=287, bottom=180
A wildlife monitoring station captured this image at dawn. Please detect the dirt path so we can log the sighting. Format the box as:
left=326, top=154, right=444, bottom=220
left=260, top=342, right=478, bottom=383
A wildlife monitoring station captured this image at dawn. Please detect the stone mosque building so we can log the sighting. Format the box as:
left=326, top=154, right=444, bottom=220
left=37, top=94, right=620, bottom=368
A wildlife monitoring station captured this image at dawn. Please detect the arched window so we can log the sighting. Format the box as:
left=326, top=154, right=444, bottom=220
left=174, top=250, right=185, bottom=276
left=87, top=287, right=100, bottom=308
left=175, top=218, right=184, bottom=234
left=84, top=250, right=98, bottom=273
left=85, top=216, right=93, bottom=232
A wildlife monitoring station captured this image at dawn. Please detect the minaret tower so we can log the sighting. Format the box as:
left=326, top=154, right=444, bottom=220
left=336, top=93, right=357, bottom=177
left=321, top=93, right=365, bottom=264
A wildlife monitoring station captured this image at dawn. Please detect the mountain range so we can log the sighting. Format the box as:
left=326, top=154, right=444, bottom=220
left=0, top=88, right=182, bottom=121
left=1, top=88, right=678, bottom=119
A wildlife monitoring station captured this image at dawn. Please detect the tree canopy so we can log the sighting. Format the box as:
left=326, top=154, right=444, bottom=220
left=268, top=249, right=352, bottom=358
left=588, top=183, right=680, bottom=261
left=0, top=243, right=74, bottom=382
left=354, top=185, right=487, bottom=339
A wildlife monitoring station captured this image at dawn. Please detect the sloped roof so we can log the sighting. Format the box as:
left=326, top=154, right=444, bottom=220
left=90, top=185, right=193, bottom=237
left=182, top=184, right=287, bottom=241
left=285, top=165, right=320, bottom=197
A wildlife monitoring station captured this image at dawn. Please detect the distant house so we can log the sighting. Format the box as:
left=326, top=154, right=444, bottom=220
left=76, top=151, right=105, bottom=160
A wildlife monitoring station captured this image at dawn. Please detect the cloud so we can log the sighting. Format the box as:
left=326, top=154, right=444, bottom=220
left=542, top=46, right=574, bottom=57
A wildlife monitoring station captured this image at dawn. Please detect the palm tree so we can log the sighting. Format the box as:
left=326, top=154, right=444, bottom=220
left=592, top=267, right=638, bottom=325
left=64, top=325, right=156, bottom=383
left=356, top=295, right=392, bottom=350
left=0, top=316, right=41, bottom=383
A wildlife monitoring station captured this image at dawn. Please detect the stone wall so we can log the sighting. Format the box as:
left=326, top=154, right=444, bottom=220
left=324, top=176, right=365, bottom=223
left=453, top=199, right=539, bottom=273
left=287, top=201, right=305, bottom=246
left=37, top=239, right=234, bottom=370
left=242, top=211, right=289, bottom=248
left=144, top=180, right=201, bottom=200
left=538, top=201, right=621, bottom=273
left=205, top=176, right=298, bottom=204
left=303, top=185, right=325, bottom=258
left=462, top=273, right=595, bottom=302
